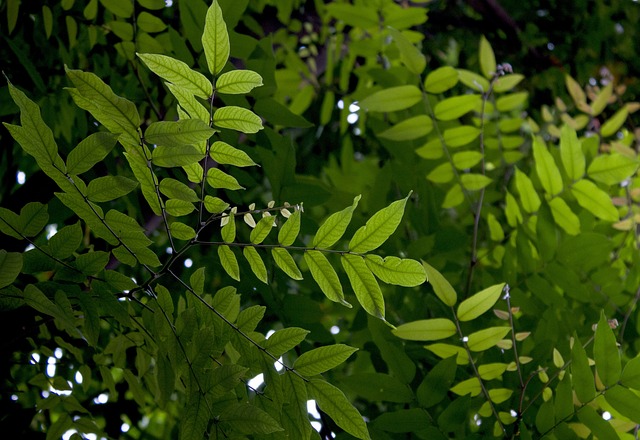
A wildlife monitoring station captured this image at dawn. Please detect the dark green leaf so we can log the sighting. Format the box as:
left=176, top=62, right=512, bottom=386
left=294, top=344, right=358, bottom=376
left=594, top=311, right=621, bottom=387
left=87, top=176, right=138, bottom=202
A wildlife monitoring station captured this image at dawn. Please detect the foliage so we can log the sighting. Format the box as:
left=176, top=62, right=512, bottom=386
left=2, top=0, right=640, bottom=439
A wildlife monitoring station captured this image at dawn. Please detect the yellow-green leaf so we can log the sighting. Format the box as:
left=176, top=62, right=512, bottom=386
left=341, top=254, right=385, bottom=319
left=424, top=66, right=459, bottom=94
left=479, top=35, right=496, bottom=79
left=153, top=145, right=204, bottom=167
left=138, top=53, right=212, bottom=98
left=365, top=255, right=426, bottom=287
left=532, top=138, right=563, bottom=196
left=313, top=195, right=360, bottom=248
left=359, top=85, right=422, bottom=112
left=604, top=385, right=640, bottom=424
left=467, top=326, right=511, bottom=352
left=271, top=247, right=302, bottom=280
left=243, top=247, right=267, bottom=284
left=393, top=318, right=457, bottom=341
left=377, top=115, right=433, bottom=141
left=304, top=250, right=348, bottom=306
left=218, top=245, right=240, bottom=281
left=387, top=27, right=426, bottom=75
left=216, top=70, right=263, bottom=94
left=250, top=216, right=275, bottom=244
left=424, top=343, right=468, bottom=365
left=559, top=124, right=585, bottom=181
left=458, top=69, right=490, bottom=92
left=349, top=194, right=409, bottom=253
left=213, top=106, right=263, bottom=133
left=496, top=92, right=528, bottom=112
left=278, top=209, right=300, bottom=246
left=514, top=168, right=541, bottom=213
left=571, top=180, right=619, bottom=222
left=461, top=173, right=492, bottom=191
left=587, top=153, right=639, bottom=185
left=457, top=283, right=505, bottom=321
left=434, top=95, right=481, bottom=121
left=422, top=261, right=457, bottom=306
left=206, top=168, right=244, bottom=190
left=201, top=0, right=229, bottom=75
left=493, top=74, right=525, bottom=93
left=600, top=106, right=628, bottom=137
left=443, top=125, right=481, bottom=148
left=294, top=344, right=358, bottom=376
left=548, top=198, right=580, bottom=235
left=450, top=377, right=481, bottom=396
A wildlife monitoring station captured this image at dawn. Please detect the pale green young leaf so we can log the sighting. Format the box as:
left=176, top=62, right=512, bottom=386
left=493, top=74, right=525, bottom=93
left=479, top=35, right=496, bottom=79
left=313, top=195, right=361, bottom=248
left=145, top=119, right=215, bottom=148
left=202, top=0, right=230, bottom=76
left=169, top=221, right=196, bottom=240
left=87, top=176, right=138, bottom=202
left=620, top=355, right=640, bottom=389
left=250, top=216, right=275, bottom=244
left=426, top=162, right=454, bottom=184
left=591, top=83, right=613, bottom=116
left=19, top=202, right=49, bottom=237
left=453, top=151, right=483, bottom=170
left=365, top=255, right=426, bottom=287
left=271, top=247, right=303, bottom=280
left=56, top=192, right=117, bottom=245
left=152, top=145, right=204, bottom=167
left=559, top=124, right=585, bottom=181
left=204, top=196, right=229, bottom=214
left=422, top=261, right=457, bottom=306
left=424, top=66, right=459, bottom=94
left=587, top=153, right=639, bottom=185
left=466, top=326, right=511, bottom=352
left=457, top=69, right=490, bottom=92
left=278, top=209, right=300, bottom=246
left=377, top=115, right=433, bottom=141
left=209, top=141, right=257, bottom=167
left=66, top=132, right=118, bottom=175
left=571, top=332, right=596, bottom=403
left=571, top=180, right=619, bottom=222
left=450, top=377, right=482, bottom=397
left=304, top=250, right=349, bottom=306
left=262, top=327, right=310, bottom=358
left=392, top=318, right=457, bottom=341
left=165, top=199, right=195, bottom=216
left=359, top=85, right=422, bottom=112
left=604, top=385, right=640, bottom=424
left=495, top=92, right=528, bottom=112
left=457, top=283, right=505, bottom=321
left=460, top=173, right=492, bottom=191
left=243, top=247, right=267, bottom=283
left=165, top=82, right=209, bottom=123
left=0, top=250, right=22, bottom=289
left=349, top=193, right=409, bottom=253
left=219, top=403, right=283, bottom=435
left=434, top=95, right=481, bottom=121
left=215, top=70, right=263, bottom=94
left=424, top=343, right=468, bottom=365
left=478, top=363, right=508, bottom=380
left=218, top=245, right=240, bottom=281
left=443, top=125, right=481, bottom=148
left=236, top=305, right=266, bottom=332
left=213, top=106, right=263, bottom=133
left=137, top=53, right=212, bottom=98
left=565, top=74, right=587, bottom=106
left=600, top=106, right=628, bottom=137
left=532, top=138, right=563, bottom=196
left=307, top=379, right=371, bottom=440
left=514, top=168, right=541, bottom=213
left=65, top=68, right=140, bottom=145
left=548, top=198, right=581, bottom=235
left=341, top=254, right=385, bottom=319
left=505, top=191, right=523, bottom=227
left=594, top=311, right=621, bottom=387
left=487, top=213, right=505, bottom=241
left=49, top=222, right=82, bottom=259
left=159, top=178, right=199, bottom=202
left=294, top=344, right=358, bottom=376
left=387, top=27, right=426, bottom=75
left=206, top=168, right=244, bottom=190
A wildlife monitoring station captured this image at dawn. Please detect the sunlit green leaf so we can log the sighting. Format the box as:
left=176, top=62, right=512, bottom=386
left=215, top=70, right=263, bottom=94
left=165, top=82, right=210, bottom=123
left=206, top=168, right=244, bottom=190
left=271, top=247, right=302, bottom=280
left=424, top=343, right=468, bottom=365
left=604, top=385, right=640, bottom=424
left=378, top=115, right=433, bottom=141
left=587, top=153, right=639, bottom=185
left=304, top=250, right=348, bottom=306
left=434, top=95, right=481, bottom=121
left=137, top=11, right=166, bottom=33
left=66, top=132, right=118, bottom=175
left=213, top=106, right=263, bottom=133
left=493, top=74, right=525, bottom=93
left=87, top=176, right=138, bottom=202
left=313, top=195, right=360, bottom=248
left=359, top=85, right=422, bottom=112
left=278, top=209, right=300, bottom=246
left=466, top=326, right=511, bottom=352
left=559, top=124, right=585, bottom=181
left=165, top=199, right=195, bottom=216
left=210, top=141, right=257, bottom=167
left=457, top=283, right=505, bottom=321
left=387, top=27, right=426, bottom=75
left=262, top=327, right=310, bottom=357
left=458, top=69, right=490, bottom=92
left=571, top=332, right=595, bottom=404
left=450, top=377, right=481, bottom=396
left=153, top=145, right=205, bottom=167
left=250, top=216, right=275, bottom=244
left=594, top=311, right=621, bottom=387
left=145, top=119, right=214, bottom=148
left=365, top=255, right=426, bottom=287
left=479, top=36, right=496, bottom=79
left=349, top=194, right=409, bottom=253
left=461, top=173, right=492, bottom=191
left=496, top=92, right=528, bottom=112
left=548, top=198, right=580, bottom=235
left=514, top=168, right=541, bottom=213
left=532, top=138, right=563, bottom=196
left=600, top=106, right=628, bottom=137
left=159, top=178, right=199, bottom=202
left=571, top=180, right=619, bottom=222
left=100, top=0, right=133, bottom=17
left=443, top=125, right=481, bottom=147
left=422, top=261, right=457, bottom=306
left=452, top=151, right=483, bottom=170
left=204, top=196, right=229, bottom=214
left=393, top=318, right=457, bottom=341
left=138, top=53, right=211, bottom=98
left=424, top=66, right=459, bottom=94
left=201, top=0, right=230, bottom=75
left=218, top=245, right=240, bottom=281
left=577, top=406, right=618, bottom=440
left=478, top=363, right=508, bottom=380
left=342, top=254, right=385, bottom=319
left=294, top=344, right=358, bottom=376
left=169, top=221, right=196, bottom=240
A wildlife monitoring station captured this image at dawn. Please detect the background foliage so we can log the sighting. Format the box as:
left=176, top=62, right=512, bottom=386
left=2, top=0, right=640, bottom=439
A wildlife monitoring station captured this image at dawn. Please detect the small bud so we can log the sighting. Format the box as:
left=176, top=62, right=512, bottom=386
left=249, top=203, right=256, bottom=211
left=244, top=213, right=256, bottom=228
left=280, top=208, right=292, bottom=218
left=267, top=200, right=275, bottom=208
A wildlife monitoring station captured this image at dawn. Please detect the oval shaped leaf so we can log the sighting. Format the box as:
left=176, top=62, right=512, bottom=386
left=365, top=255, right=426, bottom=287
left=424, top=66, right=459, bottom=94
left=243, top=247, right=267, bottom=283
left=378, top=115, right=433, bottom=141
left=359, top=85, right=422, bottom=112
left=600, top=106, right=628, bottom=137
left=304, top=250, right=348, bottom=306
left=218, top=245, right=240, bottom=281
left=294, top=344, right=358, bottom=376
left=571, top=180, right=619, bottom=222
left=434, top=95, right=481, bottom=121
left=532, top=138, right=563, bottom=196
left=313, top=195, right=360, bottom=248
left=145, top=119, right=215, bottom=148
left=479, top=36, right=496, bottom=79
left=587, top=153, right=639, bottom=186
left=341, top=254, right=385, bottom=319
left=559, top=124, right=585, bottom=181
left=213, top=106, right=263, bottom=133
left=349, top=194, right=409, bottom=253
left=457, top=283, right=505, bottom=322
left=216, top=70, right=263, bottom=94
left=393, top=318, right=457, bottom=341
left=153, top=145, right=204, bottom=167
left=87, top=175, right=138, bottom=202
left=466, top=326, right=511, bottom=352
left=202, top=0, right=229, bottom=75
left=548, top=197, right=581, bottom=235
left=443, top=125, right=481, bottom=147
left=594, top=311, right=621, bottom=387
left=137, top=53, right=212, bottom=98
left=422, top=261, right=457, bottom=306
left=271, top=247, right=302, bottom=280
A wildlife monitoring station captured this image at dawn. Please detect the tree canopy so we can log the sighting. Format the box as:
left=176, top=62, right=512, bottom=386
left=1, top=1, right=640, bottom=439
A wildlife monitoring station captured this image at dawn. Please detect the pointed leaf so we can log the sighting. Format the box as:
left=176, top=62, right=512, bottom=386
left=392, top=318, right=457, bottom=341
left=137, top=53, right=212, bottom=98
left=479, top=36, right=496, bottom=78
left=201, top=0, right=229, bottom=75
left=460, top=173, right=492, bottom=191
left=313, top=195, right=360, bottom=248
left=587, top=153, right=639, bottom=186
left=66, top=132, right=118, bottom=175
left=216, top=70, right=263, bottom=94
left=387, top=27, right=426, bottom=75
left=496, top=92, right=528, bottom=112
left=443, top=125, right=481, bottom=147
left=532, top=138, right=563, bottom=196
left=559, top=125, right=585, bottom=181
left=210, top=141, right=257, bottom=167
left=600, top=106, right=628, bottom=137
left=576, top=406, right=619, bottom=440
left=262, top=327, right=309, bottom=357
left=218, top=245, right=240, bottom=281
left=165, top=82, right=209, bottom=122
left=571, top=333, right=596, bottom=404
left=466, top=327, right=511, bottom=352
left=49, top=222, right=82, bottom=259
left=250, top=216, right=275, bottom=244
left=165, top=199, right=195, bottom=216
left=304, top=250, right=348, bottom=306
left=450, top=377, right=482, bottom=396
left=422, top=261, right=457, bottom=306
left=457, top=69, right=490, bottom=92
left=19, top=202, right=49, bottom=237
left=294, top=344, right=358, bottom=376
left=620, top=355, right=640, bottom=389
left=243, top=247, right=267, bottom=283
left=514, top=168, right=541, bottom=213
left=424, top=343, right=468, bottom=365
left=159, top=178, right=199, bottom=202
left=278, top=209, right=300, bottom=246
left=365, top=255, right=426, bottom=287
left=434, top=95, right=481, bottom=121
left=219, top=403, right=282, bottom=435
left=349, top=194, right=409, bottom=253
left=424, top=66, right=459, bottom=94
left=206, top=168, right=244, bottom=190
left=204, top=196, right=229, bottom=214
left=145, top=119, right=215, bottom=148
left=604, top=386, right=640, bottom=424
left=548, top=198, right=581, bottom=235
left=341, top=254, right=385, bottom=319
left=0, top=250, right=22, bottom=289
left=493, top=74, right=525, bottom=93
left=594, top=311, right=621, bottom=387
left=271, top=247, right=302, bottom=280
left=213, top=106, right=263, bottom=133
left=457, top=283, right=505, bottom=321
left=87, top=176, right=138, bottom=202
left=359, top=85, right=422, bottom=112
left=378, top=115, right=433, bottom=141
left=571, top=180, right=619, bottom=222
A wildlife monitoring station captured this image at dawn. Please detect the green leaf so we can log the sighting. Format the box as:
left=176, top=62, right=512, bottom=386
left=19, top=202, right=49, bottom=237
left=56, top=192, right=116, bottom=244
left=479, top=35, right=496, bottom=78
left=387, top=27, right=426, bottom=75
left=169, top=221, right=196, bottom=240
left=137, top=53, right=212, bottom=98
left=213, top=106, right=263, bottom=133
left=460, top=173, right=492, bottom=191
left=571, top=180, right=619, bottom=222
left=548, top=198, right=581, bottom=235
left=202, top=0, right=230, bottom=75
left=271, top=247, right=302, bottom=280
left=591, top=83, right=613, bottom=116
left=457, top=283, right=505, bottom=321
left=457, top=69, right=490, bottom=92
left=424, top=66, right=459, bottom=94
left=466, top=326, right=511, bottom=352
left=495, top=92, right=528, bottom=112
left=159, top=178, right=199, bottom=202
left=349, top=194, right=409, bottom=253
left=443, top=125, right=481, bottom=147
left=23, top=285, right=81, bottom=338
left=304, top=250, right=349, bottom=306
left=532, top=137, right=563, bottom=196
left=0, top=250, right=22, bottom=289
left=576, top=406, right=619, bottom=440
left=392, top=318, right=457, bottom=341
left=600, top=106, right=628, bottom=137
left=359, top=85, right=422, bottom=112
left=565, top=74, right=586, bottom=107
left=278, top=209, right=300, bottom=246
left=426, top=162, right=454, bottom=184
left=424, top=343, right=468, bottom=365
left=342, top=372, right=413, bottom=403
left=377, top=115, right=433, bottom=141
left=514, top=168, right=541, bottom=213
left=373, top=408, right=432, bottom=434
left=365, top=255, right=426, bottom=287
left=219, top=403, right=283, bottom=435
left=125, top=152, right=162, bottom=215
left=215, top=70, right=263, bottom=94
left=478, top=363, right=508, bottom=380
left=145, top=119, right=215, bottom=148
left=210, top=141, right=257, bottom=167
left=587, top=153, right=639, bottom=185
left=204, top=196, right=229, bottom=214
left=434, top=95, right=481, bottom=121
left=165, top=199, right=195, bottom=216
left=49, top=222, right=82, bottom=259
left=206, top=168, right=244, bottom=190
left=87, top=176, right=138, bottom=202
left=66, top=132, right=118, bottom=175
left=313, top=195, right=360, bottom=248
left=493, top=74, right=525, bottom=93
left=450, top=377, right=482, bottom=397
left=307, top=379, right=371, bottom=440
left=453, top=151, right=483, bottom=169
left=221, top=214, right=235, bottom=242
left=100, top=0, right=133, bottom=17
left=294, top=344, right=358, bottom=376
left=422, top=261, right=457, bottom=306
left=341, top=254, right=385, bottom=319
left=153, top=145, right=205, bottom=167
left=262, top=327, right=309, bottom=357
left=165, top=82, right=210, bottom=123
left=250, top=216, right=275, bottom=244
left=571, top=333, right=596, bottom=403
left=0, top=208, right=22, bottom=239
left=559, top=125, right=585, bottom=181
left=594, top=311, right=621, bottom=387
left=620, top=355, right=640, bottom=389
left=325, top=3, right=378, bottom=28
left=487, top=213, right=505, bottom=241
left=137, top=11, right=166, bottom=32
left=604, top=385, right=640, bottom=424
left=218, top=245, right=240, bottom=281
left=417, top=356, right=457, bottom=407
